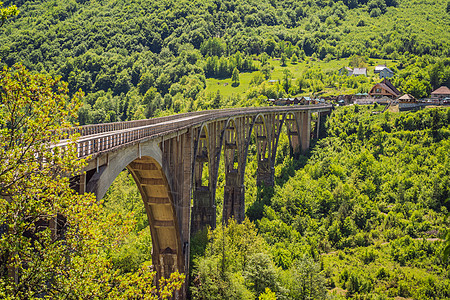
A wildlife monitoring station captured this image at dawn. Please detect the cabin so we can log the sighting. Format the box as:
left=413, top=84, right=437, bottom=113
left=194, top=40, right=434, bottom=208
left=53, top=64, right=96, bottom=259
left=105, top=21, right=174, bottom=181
left=379, top=67, right=394, bottom=79
left=431, top=86, right=450, bottom=100
left=397, top=94, right=416, bottom=103
left=369, top=79, right=401, bottom=98
left=352, top=68, right=367, bottom=77
left=298, top=96, right=318, bottom=105
left=274, top=98, right=290, bottom=105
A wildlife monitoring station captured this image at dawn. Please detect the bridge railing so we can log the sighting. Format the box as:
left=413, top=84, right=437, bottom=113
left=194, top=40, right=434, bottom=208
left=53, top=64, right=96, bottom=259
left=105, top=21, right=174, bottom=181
left=74, top=105, right=333, bottom=158
left=62, top=110, right=217, bottom=138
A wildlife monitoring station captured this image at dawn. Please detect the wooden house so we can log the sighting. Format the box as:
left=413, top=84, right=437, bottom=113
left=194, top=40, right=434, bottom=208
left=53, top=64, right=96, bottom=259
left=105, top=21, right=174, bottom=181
left=431, top=86, right=450, bottom=100
left=369, top=79, right=401, bottom=98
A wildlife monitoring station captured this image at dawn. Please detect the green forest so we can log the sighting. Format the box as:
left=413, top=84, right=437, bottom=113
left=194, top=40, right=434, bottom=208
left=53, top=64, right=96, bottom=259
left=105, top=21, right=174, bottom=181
left=1, top=0, right=450, bottom=299
left=103, top=105, right=450, bottom=299
left=1, top=0, right=450, bottom=124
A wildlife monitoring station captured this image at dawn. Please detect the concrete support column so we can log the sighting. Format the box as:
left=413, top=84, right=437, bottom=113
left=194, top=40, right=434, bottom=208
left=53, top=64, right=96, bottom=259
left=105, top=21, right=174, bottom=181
left=300, top=111, right=311, bottom=153
left=286, top=118, right=301, bottom=156
left=191, top=189, right=215, bottom=234
left=159, top=249, right=178, bottom=279
left=79, top=173, right=86, bottom=194
left=257, top=159, right=274, bottom=187
left=191, top=124, right=216, bottom=235
left=222, top=171, right=245, bottom=223
left=317, top=111, right=330, bottom=139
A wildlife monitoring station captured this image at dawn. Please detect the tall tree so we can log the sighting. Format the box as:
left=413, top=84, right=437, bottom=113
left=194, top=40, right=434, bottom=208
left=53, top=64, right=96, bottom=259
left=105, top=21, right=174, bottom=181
left=232, top=67, right=240, bottom=87
left=282, top=69, right=293, bottom=92
left=0, top=1, right=18, bottom=27
left=0, top=65, right=184, bottom=298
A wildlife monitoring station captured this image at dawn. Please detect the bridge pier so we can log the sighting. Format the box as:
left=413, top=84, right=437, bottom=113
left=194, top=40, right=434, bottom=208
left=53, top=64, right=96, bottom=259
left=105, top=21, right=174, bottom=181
left=257, top=159, right=275, bottom=187
left=223, top=171, right=245, bottom=223
left=299, top=111, right=311, bottom=152
left=191, top=189, right=215, bottom=234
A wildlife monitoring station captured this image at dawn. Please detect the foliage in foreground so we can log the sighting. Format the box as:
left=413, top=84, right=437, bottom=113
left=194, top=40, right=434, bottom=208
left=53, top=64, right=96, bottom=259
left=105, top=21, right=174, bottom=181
left=0, top=65, right=184, bottom=299
left=190, top=219, right=326, bottom=299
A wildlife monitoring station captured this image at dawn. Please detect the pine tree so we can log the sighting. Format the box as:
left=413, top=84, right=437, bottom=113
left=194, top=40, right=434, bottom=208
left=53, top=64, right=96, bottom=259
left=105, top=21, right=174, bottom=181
left=232, top=67, right=240, bottom=87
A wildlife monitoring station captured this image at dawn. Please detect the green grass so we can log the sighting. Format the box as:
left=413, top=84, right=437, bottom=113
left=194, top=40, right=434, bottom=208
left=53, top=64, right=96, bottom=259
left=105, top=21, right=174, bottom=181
left=204, top=71, right=257, bottom=98
left=205, top=57, right=399, bottom=98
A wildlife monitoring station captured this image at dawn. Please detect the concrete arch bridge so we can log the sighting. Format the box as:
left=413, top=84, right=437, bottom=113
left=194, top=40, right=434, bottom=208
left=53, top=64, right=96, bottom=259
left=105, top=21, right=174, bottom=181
left=66, top=105, right=332, bottom=292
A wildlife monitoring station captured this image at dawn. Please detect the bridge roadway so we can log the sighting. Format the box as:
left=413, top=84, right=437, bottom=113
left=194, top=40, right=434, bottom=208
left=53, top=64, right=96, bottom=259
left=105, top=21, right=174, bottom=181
left=67, top=104, right=332, bottom=298
left=61, top=105, right=329, bottom=158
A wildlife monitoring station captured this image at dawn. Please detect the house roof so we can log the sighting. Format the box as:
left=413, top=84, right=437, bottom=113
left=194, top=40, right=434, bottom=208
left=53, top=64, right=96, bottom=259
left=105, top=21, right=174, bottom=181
left=431, top=86, right=450, bottom=95
left=397, top=94, right=415, bottom=101
left=370, top=79, right=401, bottom=97
left=382, top=78, right=401, bottom=96
left=375, top=65, right=387, bottom=71
left=381, top=67, right=393, bottom=73
left=353, top=68, right=367, bottom=76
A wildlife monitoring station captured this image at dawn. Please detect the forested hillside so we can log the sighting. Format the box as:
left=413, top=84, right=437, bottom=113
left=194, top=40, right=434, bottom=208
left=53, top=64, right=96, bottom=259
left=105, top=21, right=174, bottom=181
left=191, top=106, right=450, bottom=299
left=1, top=0, right=449, bottom=124
left=2, top=0, right=450, bottom=299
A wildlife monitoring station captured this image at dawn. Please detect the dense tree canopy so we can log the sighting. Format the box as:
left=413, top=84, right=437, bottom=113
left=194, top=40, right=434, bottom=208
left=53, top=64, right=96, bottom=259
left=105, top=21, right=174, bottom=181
left=191, top=106, right=450, bottom=299
left=0, top=0, right=448, bottom=124
left=0, top=65, right=184, bottom=298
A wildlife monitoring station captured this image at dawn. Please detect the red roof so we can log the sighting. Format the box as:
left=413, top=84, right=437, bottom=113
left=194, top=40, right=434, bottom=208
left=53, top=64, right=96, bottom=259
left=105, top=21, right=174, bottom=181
left=431, top=86, right=450, bottom=95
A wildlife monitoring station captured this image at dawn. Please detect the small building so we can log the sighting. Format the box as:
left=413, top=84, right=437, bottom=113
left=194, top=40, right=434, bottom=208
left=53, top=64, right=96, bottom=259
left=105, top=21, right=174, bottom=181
left=299, top=96, right=318, bottom=105
left=379, top=67, right=394, bottom=79
left=354, top=92, right=369, bottom=99
left=291, top=97, right=301, bottom=105
left=369, top=78, right=401, bottom=98
left=431, top=86, right=450, bottom=100
left=352, top=68, right=367, bottom=77
left=374, top=65, right=387, bottom=74
left=274, top=98, right=290, bottom=105
left=339, top=67, right=353, bottom=76
left=397, top=94, right=416, bottom=103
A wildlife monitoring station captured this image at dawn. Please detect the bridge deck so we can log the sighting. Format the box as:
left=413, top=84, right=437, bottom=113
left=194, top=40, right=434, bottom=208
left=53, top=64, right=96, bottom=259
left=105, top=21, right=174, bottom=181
left=61, top=105, right=332, bottom=159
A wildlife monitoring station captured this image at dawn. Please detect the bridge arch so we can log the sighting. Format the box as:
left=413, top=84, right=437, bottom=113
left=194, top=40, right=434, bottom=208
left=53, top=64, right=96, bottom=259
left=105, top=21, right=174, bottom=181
left=84, top=142, right=182, bottom=282
left=191, top=123, right=215, bottom=233
left=217, top=117, right=243, bottom=223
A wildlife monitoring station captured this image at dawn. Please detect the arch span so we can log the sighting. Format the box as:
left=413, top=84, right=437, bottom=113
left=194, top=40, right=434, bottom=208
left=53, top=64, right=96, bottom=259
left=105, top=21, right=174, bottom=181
left=84, top=141, right=183, bottom=281
left=127, top=156, right=182, bottom=279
